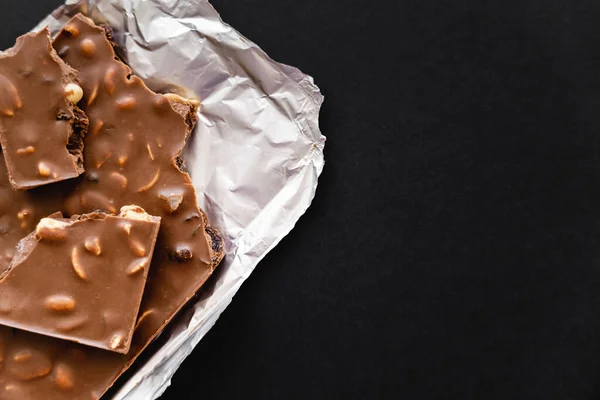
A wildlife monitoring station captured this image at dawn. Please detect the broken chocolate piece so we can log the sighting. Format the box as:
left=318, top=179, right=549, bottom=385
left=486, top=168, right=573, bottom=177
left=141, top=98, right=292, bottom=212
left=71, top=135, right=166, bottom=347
left=55, top=13, right=225, bottom=337
left=0, top=206, right=160, bottom=354
left=0, top=326, right=121, bottom=399
left=0, top=15, right=223, bottom=399
left=0, top=28, right=89, bottom=190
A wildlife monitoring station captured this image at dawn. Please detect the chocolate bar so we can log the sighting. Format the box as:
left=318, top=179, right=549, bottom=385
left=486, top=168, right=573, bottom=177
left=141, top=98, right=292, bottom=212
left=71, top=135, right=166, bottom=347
left=54, top=15, right=224, bottom=361
left=0, top=326, right=124, bottom=398
left=0, top=206, right=161, bottom=354
left=0, top=15, right=224, bottom=399
left=0, top=158, right=124, bottom=399
left=0, top=28, right=88, bottom=190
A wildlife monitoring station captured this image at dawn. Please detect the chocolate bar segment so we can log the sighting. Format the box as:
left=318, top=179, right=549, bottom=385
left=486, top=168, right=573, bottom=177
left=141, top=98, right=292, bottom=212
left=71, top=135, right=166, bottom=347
left=0, top=326, right=123, bottom=399
left=0, top=28, right=88, bottom=190
left=0, top=206, right=160, bottom=354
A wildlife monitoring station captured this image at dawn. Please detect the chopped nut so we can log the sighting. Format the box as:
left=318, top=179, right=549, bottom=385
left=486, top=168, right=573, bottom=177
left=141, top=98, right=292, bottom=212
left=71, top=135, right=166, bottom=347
left=129, top=240, right=147, bottom=257
left=87, top=82, right=99, bottom=106
left=84, top=237, right=101, bottom=256
left=37, top=162, right=51, bottom=177
left=110, top=172, right=128, bottom=191
left=7, top=348, right=52, bottom=381
left=70, top=247, right=88, bottom=281
left=18, top=209, right=32, bottom=230
left=16, top=146, right=35, bottom=156
left=120, top=222, right=132, bottom=236
left=44, top=294, right=76, bottom=312
left=104, top=67, right=116, bottom=95
left=4, top=384, right=20, bottom=393
left=117, top=155, right=127, bottom=167
left=0, top=74, right=21, bottom=116
left=35, top=218, right=69, bottom=241
left=80, top=38, right=96, bottom=58
left=90, top=119, right=104, bottom=136
left=64, top=83, right=83, bottom=104
left=63, top=24, right=80, bottom=37
left=54, top=364, right=74, bottom=390
left=56, top=315, right=88, bottom=332
left=109, top=334, right=124, bottom=350
left=119, top=205, right=152, bottom=220
left=3, top=385, right=27, bottom=398
left=13, top=350, right=32, bottom=362
left=125, top=258, right=148, bottom=276
left=134, top=309, right=154, bottom=330
left=159, top=192, right=184, bottom=213
left=147, top=143, right=155, bottom=160
left=136, top=168, right=160, bottom=193
left=116, top=95, right=136, bottom=110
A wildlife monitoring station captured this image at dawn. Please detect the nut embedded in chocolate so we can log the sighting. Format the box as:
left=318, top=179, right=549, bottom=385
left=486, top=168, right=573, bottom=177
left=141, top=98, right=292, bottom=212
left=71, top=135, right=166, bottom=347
left=0, top=206, right=161, bottom=354
left=0, top=28, right=89, bottom=190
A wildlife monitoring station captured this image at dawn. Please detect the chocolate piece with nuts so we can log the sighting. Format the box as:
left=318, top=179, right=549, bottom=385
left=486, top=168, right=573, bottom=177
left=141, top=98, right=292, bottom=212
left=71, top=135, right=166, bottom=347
left=55, top=15, right=225, bottom=341
left=0, top=15, right=223, bottom=399
left=0, top=326, right=122, bottom=398
left=0, top=28, right=88, bottom=190
left=0, top=205, right=160, bottom=354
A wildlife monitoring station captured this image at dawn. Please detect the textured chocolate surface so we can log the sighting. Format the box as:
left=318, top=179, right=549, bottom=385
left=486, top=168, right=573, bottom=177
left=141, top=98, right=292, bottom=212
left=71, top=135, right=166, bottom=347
left=0, top=157, right=120, bottom=399
left=0, top=206, right=160, bottom=354
left=0, top=14, right=224, bottom=399
left=0, top=152, right=64, bottom=274
left=54, top=15, right=224, bottom=355
left=0, top=326, right=122, bottom=399
left=0, top=28, right=88, bottom=190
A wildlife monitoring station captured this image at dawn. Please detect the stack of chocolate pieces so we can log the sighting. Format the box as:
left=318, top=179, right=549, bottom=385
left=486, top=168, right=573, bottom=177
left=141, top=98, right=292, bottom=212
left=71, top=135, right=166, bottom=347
left=0, top=14, right=224, bottom=399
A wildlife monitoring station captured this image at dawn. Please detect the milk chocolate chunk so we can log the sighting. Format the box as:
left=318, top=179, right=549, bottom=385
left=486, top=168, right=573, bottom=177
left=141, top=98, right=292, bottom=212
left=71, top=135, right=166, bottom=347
left=0, top=28, right=88, bottom=190
left=0, top=206, right=160, bottom=354
left=0, top=13, right=230, bottom=396
left=0, top=15, right=223, bottom=399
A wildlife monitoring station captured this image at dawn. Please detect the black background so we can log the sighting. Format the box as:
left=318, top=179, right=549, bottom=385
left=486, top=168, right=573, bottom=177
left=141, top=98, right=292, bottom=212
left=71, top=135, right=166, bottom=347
left=6, top=0, right=600, bottom=399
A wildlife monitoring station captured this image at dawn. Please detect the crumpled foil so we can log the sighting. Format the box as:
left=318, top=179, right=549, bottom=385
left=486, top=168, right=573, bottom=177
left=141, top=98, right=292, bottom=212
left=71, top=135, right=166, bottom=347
left=33, top=1, right=325, bottom=398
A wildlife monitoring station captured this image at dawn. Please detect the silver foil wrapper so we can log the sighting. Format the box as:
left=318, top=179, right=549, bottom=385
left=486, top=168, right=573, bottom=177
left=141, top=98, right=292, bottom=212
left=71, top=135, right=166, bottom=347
left=34, top=1, right=325, bottom=398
